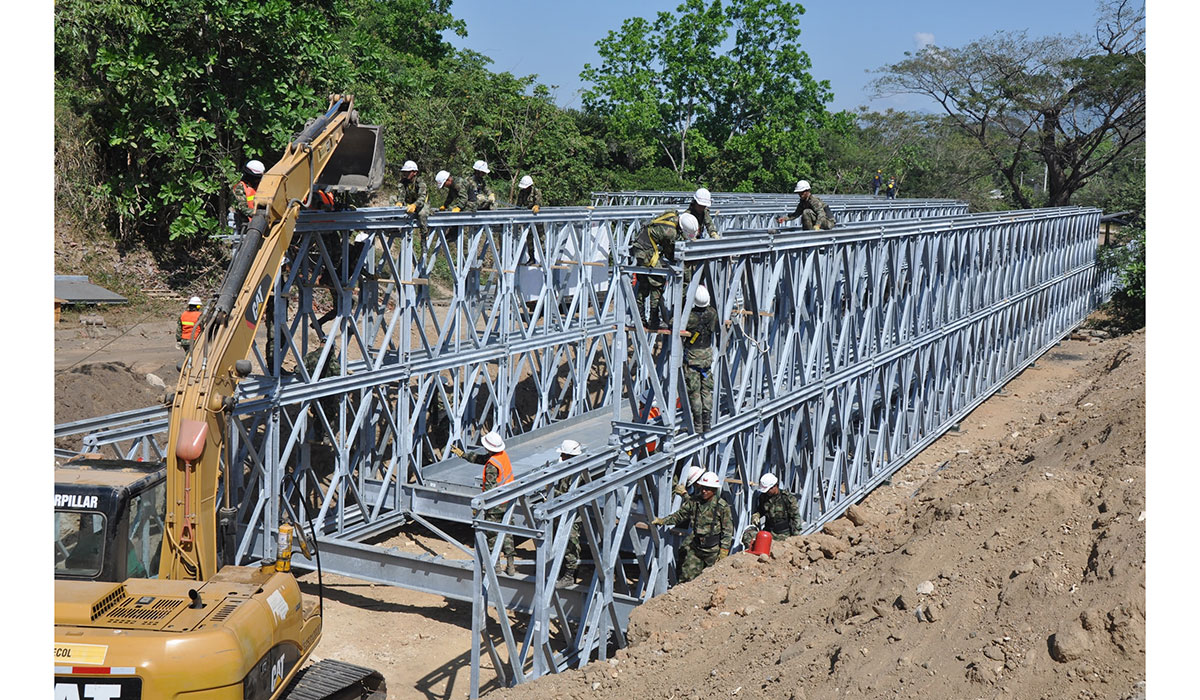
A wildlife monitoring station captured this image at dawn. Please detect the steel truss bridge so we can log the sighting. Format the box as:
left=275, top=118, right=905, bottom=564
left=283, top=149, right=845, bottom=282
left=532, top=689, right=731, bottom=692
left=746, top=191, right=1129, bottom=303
left=54, top=197, right=1113, bottom=697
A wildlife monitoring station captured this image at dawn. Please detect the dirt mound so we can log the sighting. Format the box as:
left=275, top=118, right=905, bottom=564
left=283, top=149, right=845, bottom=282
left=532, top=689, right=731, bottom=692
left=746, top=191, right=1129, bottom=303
left=495, top=330, right=1145, bottom=700
left=54, top=361, right=178, bottom=451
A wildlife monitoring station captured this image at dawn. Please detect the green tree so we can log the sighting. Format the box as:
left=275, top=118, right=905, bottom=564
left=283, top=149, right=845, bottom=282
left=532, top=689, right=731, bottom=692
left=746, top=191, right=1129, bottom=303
left=581, top=0, right=832, bottom=190
left=871, top=0, right=1144, bottom=208
left=54, top=0, right=464, bottom=243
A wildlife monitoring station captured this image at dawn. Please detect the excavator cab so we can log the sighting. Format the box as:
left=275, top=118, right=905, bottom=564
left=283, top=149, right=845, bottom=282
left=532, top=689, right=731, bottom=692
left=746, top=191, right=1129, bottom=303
left=54, top=458, right=166, bottom=582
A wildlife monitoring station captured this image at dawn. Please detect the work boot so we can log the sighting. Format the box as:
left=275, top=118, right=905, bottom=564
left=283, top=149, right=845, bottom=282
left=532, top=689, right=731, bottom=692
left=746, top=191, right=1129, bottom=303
left=555, top=570, right=575, bottom=588
left=504, top=554, right=516, bottom=576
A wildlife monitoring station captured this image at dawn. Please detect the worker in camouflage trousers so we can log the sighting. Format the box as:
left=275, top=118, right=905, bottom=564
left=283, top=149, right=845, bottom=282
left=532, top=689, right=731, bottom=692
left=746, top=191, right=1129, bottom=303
left=454, top=431, right=516, bottom=575
left=777, top=179, right=835, bottom=231
left=653, top=470, right=732, bottom=583
left=553, top=439, right=583, bottom=586
left=683, top=285, right=718, bottom=433
left=467, top=160, right=496, bottom=211
left=516, top=175, right=545, bottom=264
left=632, top=211, right=698, bottom=329
left=397, top=160, right=430, bottom=246
left=741, top=472, right=803, bottom=548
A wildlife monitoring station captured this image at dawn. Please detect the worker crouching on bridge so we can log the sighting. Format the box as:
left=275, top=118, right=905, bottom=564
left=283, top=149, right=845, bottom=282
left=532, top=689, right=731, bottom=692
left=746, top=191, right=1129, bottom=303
left=740, top=473, right=802, bottom=549
left=457, top=431, right=517, bottom=576
left=653, top=470, right=732, bottom=583
left=777, top=179, right=835, bottom=231
left=632, top=210, right=698, bottom=329
left=683, top=285, right=718, bottom=433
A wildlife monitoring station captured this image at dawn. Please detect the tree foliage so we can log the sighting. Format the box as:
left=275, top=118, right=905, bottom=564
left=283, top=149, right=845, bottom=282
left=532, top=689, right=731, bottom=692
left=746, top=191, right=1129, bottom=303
left=581, top=0, right=833, bottom=191
left=54, top=0, right=463, bottom=243
left=871, top=0, right=1145, bottom=208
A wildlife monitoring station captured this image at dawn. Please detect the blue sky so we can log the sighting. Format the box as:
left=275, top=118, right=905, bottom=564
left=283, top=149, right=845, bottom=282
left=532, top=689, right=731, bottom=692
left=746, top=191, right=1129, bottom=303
left=444, top=0, right=1110, bottom=113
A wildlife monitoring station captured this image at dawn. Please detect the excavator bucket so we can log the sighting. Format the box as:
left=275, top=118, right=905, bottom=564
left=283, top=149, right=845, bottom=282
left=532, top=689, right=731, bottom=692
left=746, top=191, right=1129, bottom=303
left=316, top=123, right=386, bottom=193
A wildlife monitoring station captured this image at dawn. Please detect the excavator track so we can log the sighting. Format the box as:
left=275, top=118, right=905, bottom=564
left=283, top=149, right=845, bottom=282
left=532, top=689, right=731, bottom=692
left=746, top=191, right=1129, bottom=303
left=284, top=659, right=386, bottom=700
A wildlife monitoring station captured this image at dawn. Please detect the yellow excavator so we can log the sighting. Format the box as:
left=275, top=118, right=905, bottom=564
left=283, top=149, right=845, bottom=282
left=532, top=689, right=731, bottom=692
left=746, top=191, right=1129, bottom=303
left=54, top=95, right=387, bottom=700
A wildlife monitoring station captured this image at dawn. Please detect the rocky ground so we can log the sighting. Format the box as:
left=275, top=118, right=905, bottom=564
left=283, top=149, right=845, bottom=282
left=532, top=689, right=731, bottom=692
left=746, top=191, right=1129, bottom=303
left=53, top=310, right=1145, bottom=699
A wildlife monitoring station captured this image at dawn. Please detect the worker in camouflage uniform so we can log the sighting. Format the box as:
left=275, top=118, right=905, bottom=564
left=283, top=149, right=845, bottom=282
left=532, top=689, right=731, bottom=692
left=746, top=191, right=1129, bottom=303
left=553, top=439, right=583, bottom=586
left=435, top=170, right=467, bottom=212
left=231, top=159, right=264, bottom=230
left=740, top=472, right=803, bottom=549
left=302, top=348, right=341, bottom=444
left=776, top=179, right=835, bottom=231
left=397, top=160, right=430, bottom=245
left=653, top=470, right=732, bottom=583
left=686, top=187, right=719, bottom=240
left=467, top=160, right=496, bottom=211
left=516, top=175, right=545, bottom=264
left=631, top=211, right=698, bottom=329
left=682, top=285, right=719, bottom=433
left=454, top=431, right=517, bottom=575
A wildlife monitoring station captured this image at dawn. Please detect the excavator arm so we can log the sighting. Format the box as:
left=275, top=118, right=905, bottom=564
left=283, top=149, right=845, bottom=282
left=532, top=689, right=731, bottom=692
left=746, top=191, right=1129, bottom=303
left=162, top=95, right=383, bottom=580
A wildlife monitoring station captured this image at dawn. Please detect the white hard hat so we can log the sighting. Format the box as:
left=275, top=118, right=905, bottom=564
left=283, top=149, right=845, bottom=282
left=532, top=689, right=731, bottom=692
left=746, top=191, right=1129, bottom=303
left=519, top=175, right=534, bottom=190
left=679, top=212, right=699, bottom=237
left=694, top=285, right=710, bottom=308
left=683, top=465, right=704, bottom=488
left=794, top=180, right=811, bottom=193
left=188, top=296, right=202, bottom=306
left=473, top=160, right=490, bottom=174
left=435, top=170, right=450, bottom=188
left=559, top=439, right=582, bottom=457
left=758, top=473, right=778, bottom=493
left=245, top=160, right=265, bottom=176
left=481, top=431, right=506, bottom=453
left=354, top=232, right=370, bottom=244
left=697, top=471, right=721, bottom=489
left=693, top=187, right=712, bottom=207
left=401, top=160, right=419, bottom=172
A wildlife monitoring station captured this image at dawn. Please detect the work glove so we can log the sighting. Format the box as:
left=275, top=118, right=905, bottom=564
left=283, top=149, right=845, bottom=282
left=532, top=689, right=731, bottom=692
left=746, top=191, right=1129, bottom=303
left=439, top=206, right=446, bottom=211
left=449, top=445, right=465, bottom=458
left=451, top=207, right=461, bottom=213
left=673, top=483, right=687, bottom=496
left=488, top=192, right=496, bottom=203
left=776, top=216, right=787, bottom=224
left=718, top=548, right=729, bottom=560
left=406, top=204, right=417, bottom=214
left=532, top=204, right=540, bottom=214
left=813, top=223, right=822, bottom=231
left=751, top=513, right=761, bottom=526
left=651, top=517, right=665, bottom=526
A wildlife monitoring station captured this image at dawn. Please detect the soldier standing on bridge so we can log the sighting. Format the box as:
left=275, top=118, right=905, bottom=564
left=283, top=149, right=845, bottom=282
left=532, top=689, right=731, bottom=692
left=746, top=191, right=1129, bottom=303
left=554, top=439, right=583, bottom=586
left=455, top=431, right=517, bottom=576
left=872, top=169, right=883, bottom=196
left=740, top=472, right=802, bottom=549
left=777, top=180, right=835, bottom=231
left=682, top=285, right=718, bottom=433
left=468, top=160, right=496, bottom=211
left=632, top=210, right=699, bottom=329
left=397, top=160, right=430, bottom=247
left=687, top=188, right=719, bottom=240
left=516, top=175, right=545, bottom=264
left=653, top=470, right=732, bottom=583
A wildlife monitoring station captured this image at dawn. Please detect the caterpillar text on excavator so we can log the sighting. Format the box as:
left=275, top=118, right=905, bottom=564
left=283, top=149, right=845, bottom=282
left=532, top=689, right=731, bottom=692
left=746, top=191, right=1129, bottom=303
left=54, top=95, right=387, bottom=700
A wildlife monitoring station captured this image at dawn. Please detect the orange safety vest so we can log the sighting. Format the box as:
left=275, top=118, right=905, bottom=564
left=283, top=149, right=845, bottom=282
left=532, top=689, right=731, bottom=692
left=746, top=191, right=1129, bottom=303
left=308, top=189, right=334, bottom=210
left=179, top=309, right=200, bottom=340
left=484, top=452, right=514, bottom=489
left=646, top=405, right=662, bottom=454
left=241, top=181, right=257, bottom=209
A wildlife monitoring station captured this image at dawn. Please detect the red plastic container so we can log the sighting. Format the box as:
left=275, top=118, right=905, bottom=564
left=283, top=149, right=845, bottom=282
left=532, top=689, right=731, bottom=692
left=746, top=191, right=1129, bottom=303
left=750, top=530, right=773, bottom=555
